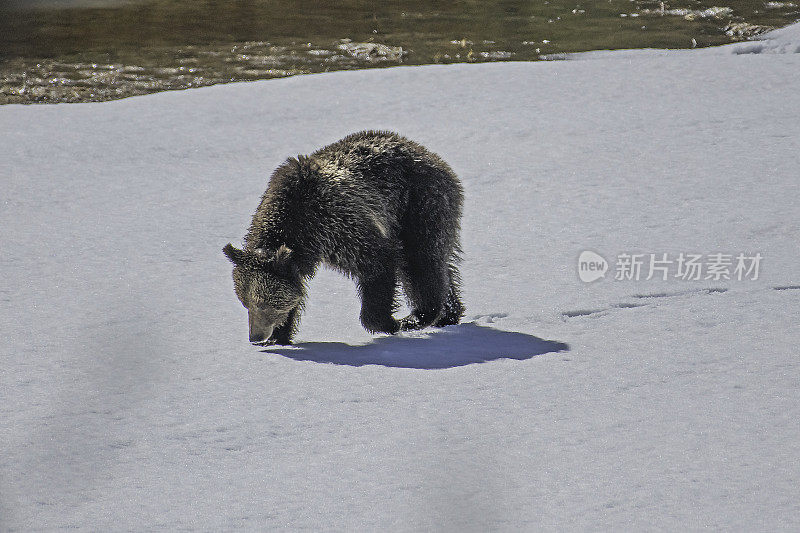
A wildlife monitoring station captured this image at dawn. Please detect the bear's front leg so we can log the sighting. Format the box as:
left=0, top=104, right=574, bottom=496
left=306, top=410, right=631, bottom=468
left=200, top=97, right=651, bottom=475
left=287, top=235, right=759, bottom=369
left=399, top=312, right=435, bottom=331
left=268, top=307, right=301, bottom=345
left=358, top=273, right=400, bottom=335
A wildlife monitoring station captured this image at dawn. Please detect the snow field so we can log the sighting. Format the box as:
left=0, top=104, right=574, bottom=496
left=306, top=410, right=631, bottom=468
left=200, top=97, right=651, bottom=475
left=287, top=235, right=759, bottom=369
left=1, top=23, right=799, bottom=531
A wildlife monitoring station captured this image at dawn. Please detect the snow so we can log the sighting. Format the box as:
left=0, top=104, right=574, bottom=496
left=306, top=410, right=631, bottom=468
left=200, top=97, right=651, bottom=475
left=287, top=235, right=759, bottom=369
left=2, top=23, right=799, bottom=531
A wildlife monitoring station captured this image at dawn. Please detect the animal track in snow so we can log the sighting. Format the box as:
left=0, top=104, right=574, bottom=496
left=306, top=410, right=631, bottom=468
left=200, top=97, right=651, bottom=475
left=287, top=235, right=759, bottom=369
left=470, top=313, right=509, bottom=324
left=562, top=308, right=607, bottom=318
left=562, top=287, right=728, bottom=320
left=631, top=287, right=728, bottom=299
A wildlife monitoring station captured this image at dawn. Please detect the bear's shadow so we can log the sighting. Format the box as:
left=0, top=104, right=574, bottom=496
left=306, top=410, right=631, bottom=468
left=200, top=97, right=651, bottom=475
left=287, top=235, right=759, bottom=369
left=262, top=322, right=569, bottom=369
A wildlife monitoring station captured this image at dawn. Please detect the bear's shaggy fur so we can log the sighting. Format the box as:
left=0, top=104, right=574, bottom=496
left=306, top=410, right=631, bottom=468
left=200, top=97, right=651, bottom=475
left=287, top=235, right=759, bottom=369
left=223, top=130, right=464, bottom=345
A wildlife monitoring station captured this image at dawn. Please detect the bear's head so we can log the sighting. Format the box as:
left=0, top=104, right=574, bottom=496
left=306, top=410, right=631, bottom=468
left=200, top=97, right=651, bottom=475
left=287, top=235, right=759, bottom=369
left=223, top=243, right=302, bottom=344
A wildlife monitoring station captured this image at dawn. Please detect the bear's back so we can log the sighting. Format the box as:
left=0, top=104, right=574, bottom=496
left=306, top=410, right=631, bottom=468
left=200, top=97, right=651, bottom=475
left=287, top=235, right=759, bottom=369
left=310, top=130, right=448, bottom=187
left=247, top=130, right=461, bottom=262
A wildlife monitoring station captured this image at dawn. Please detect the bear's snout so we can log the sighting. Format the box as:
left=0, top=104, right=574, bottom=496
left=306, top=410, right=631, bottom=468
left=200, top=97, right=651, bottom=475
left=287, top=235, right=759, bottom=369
left=248, top=310, right=274, bottom=344
left=249, top=329, right=271, bottom=344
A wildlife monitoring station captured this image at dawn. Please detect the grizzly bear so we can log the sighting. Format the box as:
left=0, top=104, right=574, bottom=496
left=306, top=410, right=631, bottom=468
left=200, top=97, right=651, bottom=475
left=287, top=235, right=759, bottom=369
left=223, top=130, right=464, bottom=345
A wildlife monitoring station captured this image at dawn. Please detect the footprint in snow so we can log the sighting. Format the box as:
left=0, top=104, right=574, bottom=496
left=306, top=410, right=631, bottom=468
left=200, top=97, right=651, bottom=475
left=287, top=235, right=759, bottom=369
left=562, top=287, right=728, bottom=319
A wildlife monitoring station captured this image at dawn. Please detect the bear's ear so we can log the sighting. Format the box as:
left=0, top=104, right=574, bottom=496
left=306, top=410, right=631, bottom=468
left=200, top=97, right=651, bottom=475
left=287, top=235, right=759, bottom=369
left=223, top=243, right=246, bottom=265
left=274, top=244, right=292, bottom=263
left=272, top=244, right=294, bottom=275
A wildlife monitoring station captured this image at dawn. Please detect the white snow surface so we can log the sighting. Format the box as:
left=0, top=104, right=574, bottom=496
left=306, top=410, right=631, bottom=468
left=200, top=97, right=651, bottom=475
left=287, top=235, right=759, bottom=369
left=2, top=23, right=799, bottom=531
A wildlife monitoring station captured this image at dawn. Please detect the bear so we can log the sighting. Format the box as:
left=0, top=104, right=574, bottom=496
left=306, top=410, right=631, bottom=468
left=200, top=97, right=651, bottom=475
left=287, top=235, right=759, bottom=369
left=223, top=130, right=465, bottom=345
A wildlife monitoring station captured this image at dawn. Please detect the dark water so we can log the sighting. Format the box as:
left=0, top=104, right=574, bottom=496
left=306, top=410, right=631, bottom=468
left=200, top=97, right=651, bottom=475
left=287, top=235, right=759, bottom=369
left=1, top=0, right=798, bottom=104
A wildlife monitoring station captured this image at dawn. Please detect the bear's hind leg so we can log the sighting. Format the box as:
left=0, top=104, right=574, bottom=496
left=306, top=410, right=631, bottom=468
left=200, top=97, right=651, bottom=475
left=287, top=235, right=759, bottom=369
left=399, top=260, right=448, bottom=331
left=400, top=265, right=464, bottom=330
left=434, top=264, right=465, bottom=327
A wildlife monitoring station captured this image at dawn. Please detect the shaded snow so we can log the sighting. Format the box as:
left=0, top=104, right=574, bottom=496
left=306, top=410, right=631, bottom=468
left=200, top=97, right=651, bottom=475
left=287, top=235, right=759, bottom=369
left=1, top=23, right=799, bottom=531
